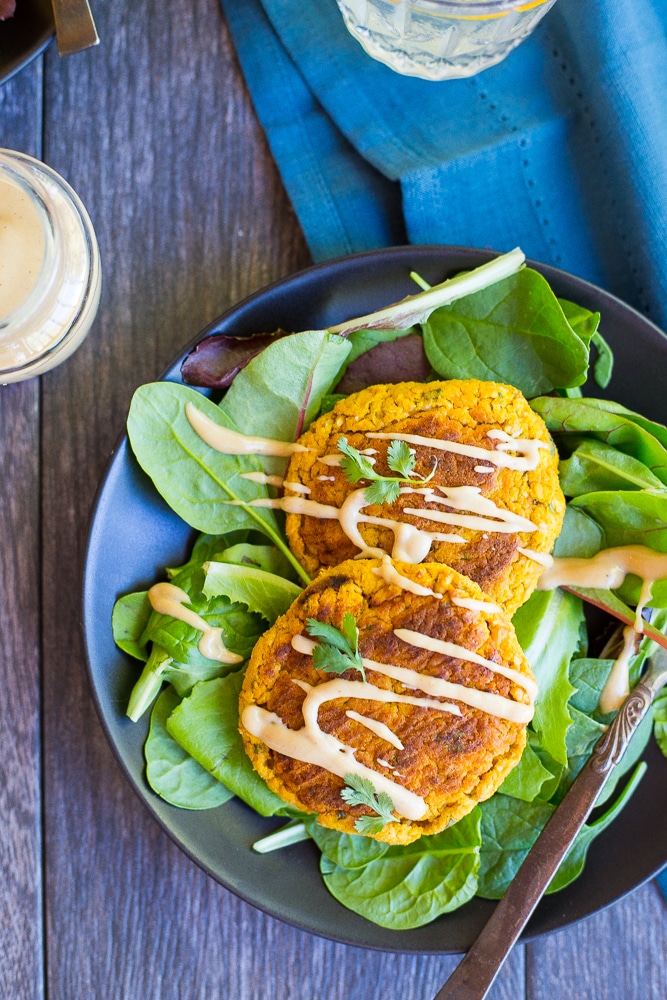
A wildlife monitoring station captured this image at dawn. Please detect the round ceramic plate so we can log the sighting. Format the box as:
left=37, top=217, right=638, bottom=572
left=83, top=246, right=667, bottom=953
left=0, top=0, right=54, bottom=85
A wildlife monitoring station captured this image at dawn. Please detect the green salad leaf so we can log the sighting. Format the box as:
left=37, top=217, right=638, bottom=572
left=145, top=688, right=233, bottom=810
left=422, top=268, right=591, bottom=397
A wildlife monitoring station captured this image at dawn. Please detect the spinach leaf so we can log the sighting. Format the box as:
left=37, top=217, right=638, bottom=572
left=558, top=298, right=600, bottom=346
left=166, top=672, right=300, bottom=817
left=145, top=688, right=233, bottom=809
left=422, top=269, right=590, bottom=398
left=128, top=383, right=279, bottom=533
left=552, top=504, right=604, bottom=557
left=477, top=794, right=554, bottom=898
left=654, top=689, right=667, bottom=757
left=203, top=560, right=302, bottom=623
left=321, top=810, right=481, bottom=929
left=512, top=589, right=581, bottom=766
left=559, top=440, right=665, bottom=496
left=546, top=763, right=646, bottom=893
left=531, top=396, right=667, bottom=484
left=220, top=330, right=351, bottom=443
left=112, top=590, right=152, bottom=660
left=305, top=820, right=389, bottom=869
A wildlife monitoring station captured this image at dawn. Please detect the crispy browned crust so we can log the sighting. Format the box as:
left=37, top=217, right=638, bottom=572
left=239, top=558, right=534, bottom=845
left=285, top=380, right=564, bottom=614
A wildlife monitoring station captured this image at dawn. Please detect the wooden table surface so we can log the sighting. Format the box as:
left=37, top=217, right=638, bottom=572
left=2, top=2, right=667, bottom=998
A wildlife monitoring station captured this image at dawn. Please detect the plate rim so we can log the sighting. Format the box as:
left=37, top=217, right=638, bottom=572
left=82, top=243, right=667, bottom=953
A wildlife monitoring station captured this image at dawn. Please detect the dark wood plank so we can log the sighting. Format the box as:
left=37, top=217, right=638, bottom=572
left=0, top=57, right=45, bottom=1000
left=528, top=882, right=667, bottom=1000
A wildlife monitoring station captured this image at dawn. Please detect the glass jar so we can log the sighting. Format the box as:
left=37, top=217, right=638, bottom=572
left=0, top=148, right=101, bottom=384
left=335, top=0, right=559, bottom=80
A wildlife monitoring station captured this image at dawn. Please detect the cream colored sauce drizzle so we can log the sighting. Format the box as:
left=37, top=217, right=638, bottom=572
left=394, top=628, right=538, bottom=703
left=230, top=490, right=462, bottom=564
left=403, top=484, right=537, bottom=535
left=284, top=481, right=311, bottom=494
left=538, top=545, right=667, bottom=714
left=518, top=547, right=554, bottom=568
left=536, top=545, right=667, bottom=593
left=317, top=475, right=336, bottom=481
left=319, top=448, right=377, bottom=467
left=475, top=466, right=495, bottom=474
left=346, top=709, right=404, bottom=749
left=451, top=596, right=502, bottom=614
left=185, top=402, right=309, bottom=457
left=240, top=471, right=284, bottom=487
left=372, top=554, right=443, bottom=599
left=367, top=429, right=548, bottom=471
left=600, top=625, right=637, bottom=714
left=147, top=582, right=243, bottom=664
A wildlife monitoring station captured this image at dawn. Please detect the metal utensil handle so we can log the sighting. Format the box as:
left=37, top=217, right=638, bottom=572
left=432, top=680, right=655, bottom=1000
left=52, top=0, right=99, bottom=55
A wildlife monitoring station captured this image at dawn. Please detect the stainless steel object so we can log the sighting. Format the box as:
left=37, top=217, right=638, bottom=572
left=51, top=0, right=99, bottom=55
left=433, top=644, right=667, bottom=1000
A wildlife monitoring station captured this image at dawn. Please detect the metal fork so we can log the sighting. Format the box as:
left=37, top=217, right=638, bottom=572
left=432, top=643, right=667, bottom=1000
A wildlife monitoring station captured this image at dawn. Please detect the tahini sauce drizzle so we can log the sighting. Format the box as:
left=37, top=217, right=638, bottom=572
left=367, top=428, right=548, bottom=471
left=147, top=582, right=243, bottom=664
left=185, top=402, right=309, bottom=457
left=538, top=544, right=667, bottom=711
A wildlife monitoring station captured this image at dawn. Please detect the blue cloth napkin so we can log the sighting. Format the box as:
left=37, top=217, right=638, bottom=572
left=220, top=0, right=667, bottom=330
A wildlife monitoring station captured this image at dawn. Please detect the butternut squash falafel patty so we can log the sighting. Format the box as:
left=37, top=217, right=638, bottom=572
left=284, top=380, right=564, bottom=614
left=239, top=558, right=535, bottom=845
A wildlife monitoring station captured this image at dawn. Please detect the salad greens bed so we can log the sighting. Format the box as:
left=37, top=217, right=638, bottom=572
left=112, top=250, right=667, bottom=930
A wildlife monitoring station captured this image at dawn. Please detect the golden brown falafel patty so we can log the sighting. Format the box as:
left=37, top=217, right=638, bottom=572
left=239, top=558, right=535, bottom=845
left=284, top=380, right=564, bottom=614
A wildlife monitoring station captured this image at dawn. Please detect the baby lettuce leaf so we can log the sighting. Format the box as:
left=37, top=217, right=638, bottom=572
left=512, top=589, right=581, bottom=766
left=112, top=590, right=152, bottom=661
left=498, top=738, right=557, bottom=803
left=559, top=439, right=665, bottom=496
left=531, top=396, right=667, bottom=485
left=212, top=541, right=296, bottom=579
left=320, top=810, right=481, bottom=930
left=203, top=560, right=302, bottom=623
left=335, top=331, right=430, bottom=394
left=166, top=672, right=298, bottom=817
left=220, top=330, right=351, bottom=442
left=145, top=688, right=233, bottom=809
left=421, top=268, right=590, bottom=398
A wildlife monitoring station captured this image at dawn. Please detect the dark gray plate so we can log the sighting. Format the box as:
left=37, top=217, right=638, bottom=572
left=0, top=0, right=54, bottom=85
left=83, top=245, right=667, bottom=954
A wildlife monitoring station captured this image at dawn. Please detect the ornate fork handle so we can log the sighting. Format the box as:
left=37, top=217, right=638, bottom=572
left=591, top=681, right=654, bottom=774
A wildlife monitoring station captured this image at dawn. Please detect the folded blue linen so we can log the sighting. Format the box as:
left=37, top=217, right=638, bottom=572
left=220, top=0, right=667, bottom=329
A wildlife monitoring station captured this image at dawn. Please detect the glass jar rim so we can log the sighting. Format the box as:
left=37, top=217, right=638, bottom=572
left=380, top=0, right=551, bottom=13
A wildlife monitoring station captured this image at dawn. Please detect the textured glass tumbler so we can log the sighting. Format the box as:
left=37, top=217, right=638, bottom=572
left=335, top=0, right=558, bottom=80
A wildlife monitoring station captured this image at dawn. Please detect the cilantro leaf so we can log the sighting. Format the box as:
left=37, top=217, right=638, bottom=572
left=306, top=614, right=366, bottom=681
left=337, top=435, right=437, bottom=505
left=387, top=439, right=416, bottom=478
left=341, top=773, right=396, bottom=834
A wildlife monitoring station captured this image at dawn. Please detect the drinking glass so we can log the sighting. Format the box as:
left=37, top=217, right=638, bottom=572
left=335, top=0, right=558, bottom=80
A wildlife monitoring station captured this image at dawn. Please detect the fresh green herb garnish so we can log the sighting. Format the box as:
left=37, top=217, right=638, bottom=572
left=306, top=612, right=366, bottom=681
left=338, top=435, right=436, bottom=505
left=341, top=774, right=396, bottom=835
